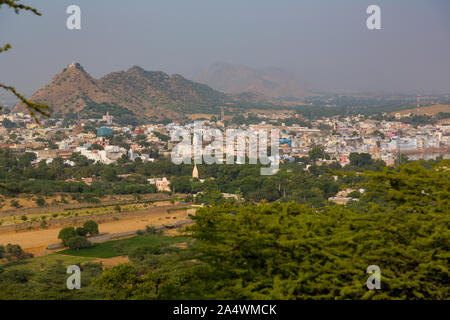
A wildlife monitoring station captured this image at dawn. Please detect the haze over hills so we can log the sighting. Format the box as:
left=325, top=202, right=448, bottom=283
left=193, top=62, right=318, bottom=100
left=13, top=62, right=231, bottom=123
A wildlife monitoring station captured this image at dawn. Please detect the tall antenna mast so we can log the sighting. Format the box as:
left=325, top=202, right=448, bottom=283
left=397, top=130, right=401, bottom=166
left=417, top=94, right=421, bottom=114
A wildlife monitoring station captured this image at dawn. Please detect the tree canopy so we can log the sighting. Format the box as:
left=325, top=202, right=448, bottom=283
left=94, top=160, right=450, bottom=300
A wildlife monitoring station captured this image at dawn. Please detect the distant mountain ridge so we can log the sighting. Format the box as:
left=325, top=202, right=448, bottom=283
left=13, top=62, right=230, bottom=123
left=194, top=62, right=317, bottom=100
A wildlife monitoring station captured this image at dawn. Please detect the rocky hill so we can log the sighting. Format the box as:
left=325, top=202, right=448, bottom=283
left=14, top=62, right=230, bottom=123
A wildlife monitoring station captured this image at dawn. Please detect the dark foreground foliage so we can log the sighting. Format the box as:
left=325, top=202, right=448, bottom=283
left=94, top=160, right=449, bottom=300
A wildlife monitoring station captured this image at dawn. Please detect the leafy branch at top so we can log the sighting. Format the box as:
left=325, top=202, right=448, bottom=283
left=0, top=0, right=51, bottom=123
left=0, top=84, right=51, bottom=122
left=0, top=0, right=42, bottom=15
left=0, top=44, right=12, bottom=53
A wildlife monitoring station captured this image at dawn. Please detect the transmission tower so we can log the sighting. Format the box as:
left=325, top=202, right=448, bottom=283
left=397, top=130, right=401, bottom=166
left=417, top=94, right=421, bottom=114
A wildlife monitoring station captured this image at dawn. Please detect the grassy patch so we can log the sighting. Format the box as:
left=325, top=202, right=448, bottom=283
left=167, top=207, right=189, bottom=213
left=57, top=234, right=191, bottom=258
left=1, top=253, right=95, bottom=272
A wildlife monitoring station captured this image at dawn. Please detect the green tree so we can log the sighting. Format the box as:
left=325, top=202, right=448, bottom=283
left=66, top=236, right=91, bottom=250
left=93, top=264, right=142, bottom=300
left=83, top=220, right=99, bottom=236
left=58, top=227, right=77, bottom=246
left=308, top=146, right=326, bottom=162
left=349, top=153, right=372, bottom=167
left=76, top=227, right=88, bottom=236
left=5, top=243, right=24, bottom=260
left=101, top=166, right=117, bottom=182
left=171, top=176, right=191, bottom=193
left=10, top=199, right=20, bottom=208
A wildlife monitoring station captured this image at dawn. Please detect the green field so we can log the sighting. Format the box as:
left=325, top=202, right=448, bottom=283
left=57, top=234, right=191, bottom=258
left=1, top=253, right=95, bottom=272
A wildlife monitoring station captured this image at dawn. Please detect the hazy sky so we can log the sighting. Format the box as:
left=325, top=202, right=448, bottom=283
left=1, top=0, right=450, bottom=98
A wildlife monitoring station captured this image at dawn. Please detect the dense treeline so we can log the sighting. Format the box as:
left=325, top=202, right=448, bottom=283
left=94, top=160, right=450, bottom=300
left=0, top=147, right=383, bottom=205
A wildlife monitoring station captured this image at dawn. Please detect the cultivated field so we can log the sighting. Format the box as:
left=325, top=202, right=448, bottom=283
left=0, top=193, right=181, bottom=214
left=0, top=205, right=190, bottom=256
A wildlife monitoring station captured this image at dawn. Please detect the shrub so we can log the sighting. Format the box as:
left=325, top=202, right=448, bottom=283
left=347, top=190, right=361, bottom=199
left=20, top=215, right=27, bottom=221
left=4, top=243, right=26, bottom=261
left=0, top=269, right=32, bottom=283
left=145, top=225, right=162, bottom=235
left=40, top=218, right=47, bottom=229
left=10, top=200, right=20, bottom=208
left=35, top=196, right=46, bottom=207
left=129, top=245, right=164, bottom=262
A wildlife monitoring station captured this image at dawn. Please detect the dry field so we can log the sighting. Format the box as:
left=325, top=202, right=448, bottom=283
left=94, top=255, right=130, bottom=268
left=0, top=195, right=78, bottom=211
left=391, top=104, right=450, bottom=116
left=0, top=206, right=189, bottom=256
left=0, top=193, right=176, bottom=213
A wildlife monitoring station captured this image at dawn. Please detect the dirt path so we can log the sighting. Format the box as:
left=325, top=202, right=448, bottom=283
left=0, top=207, right=188, bottom=256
